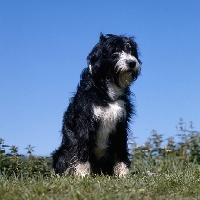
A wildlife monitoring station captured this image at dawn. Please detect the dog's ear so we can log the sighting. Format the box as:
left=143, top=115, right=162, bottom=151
left=87, top=33, right=106, bottom=73
left=87, top=43, right=100, bottom=64
left=99, top=33, right=106, bottom=43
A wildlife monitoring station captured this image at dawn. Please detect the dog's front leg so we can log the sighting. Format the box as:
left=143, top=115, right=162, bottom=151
left=113, top=125, right=130, bottom=177
left=72, top=140, right=91, bottom=177
left=113, top=152, right=130, bottom=177
left=113, top=162, right=129, bottom=177
left=74, top=161, right=91, bottom=177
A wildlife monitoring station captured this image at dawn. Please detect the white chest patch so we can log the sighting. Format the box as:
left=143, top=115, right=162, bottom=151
left=107, top=82, right=124, bottom=100
left=93, top=100, right=126, bottom=158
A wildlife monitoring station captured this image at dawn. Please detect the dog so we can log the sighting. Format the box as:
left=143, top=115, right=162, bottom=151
left=52, top=33, right=141, bottom=177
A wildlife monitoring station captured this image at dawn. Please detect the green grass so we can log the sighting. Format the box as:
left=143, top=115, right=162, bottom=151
left=0, top=119, right=200, bottom=199
left=0, top=162, right=200, bottom=200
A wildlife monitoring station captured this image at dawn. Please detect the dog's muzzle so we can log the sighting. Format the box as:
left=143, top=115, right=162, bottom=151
left=126, top=60, right=138, bottom=70
left=116, top=51, right=140, bottom=71
left=115, top=51, right=140, bottom=88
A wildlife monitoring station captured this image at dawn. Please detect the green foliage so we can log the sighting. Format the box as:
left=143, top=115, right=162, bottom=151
left=0, top=139, right=51, bottom=176
left=130, top=119, right=200, bottom=173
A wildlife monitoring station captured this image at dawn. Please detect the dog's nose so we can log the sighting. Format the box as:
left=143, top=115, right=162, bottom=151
left=126, top=60, right=137, bottom=69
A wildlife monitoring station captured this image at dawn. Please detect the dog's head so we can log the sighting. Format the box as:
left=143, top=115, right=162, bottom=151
left=87, top=34, right=141, bottom=89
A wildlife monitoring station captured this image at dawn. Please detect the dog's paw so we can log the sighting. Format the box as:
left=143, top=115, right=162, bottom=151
left=113, top=162, right=129, bottom=177
left=74, top=162, right=91, bottom=177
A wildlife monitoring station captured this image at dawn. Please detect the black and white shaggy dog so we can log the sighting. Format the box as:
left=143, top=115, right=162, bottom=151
left=52, top=34, right=141, bottom=177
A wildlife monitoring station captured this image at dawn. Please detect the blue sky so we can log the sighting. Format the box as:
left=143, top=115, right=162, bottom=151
left=1, top=1, right=200, bottom=156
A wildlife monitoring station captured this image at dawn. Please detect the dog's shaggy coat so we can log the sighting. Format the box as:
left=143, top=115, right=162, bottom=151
left=52, top=34, right=141, bottom=177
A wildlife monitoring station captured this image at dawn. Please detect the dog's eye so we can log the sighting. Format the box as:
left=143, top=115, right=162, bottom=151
left=126, top=43, right=131, bottom=50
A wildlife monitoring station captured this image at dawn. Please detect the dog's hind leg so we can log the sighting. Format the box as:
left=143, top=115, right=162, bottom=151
left=52, top=147, right=69, bottom=175
left=52, top=148, right=91, bottom=177
left=53, top=142, right=92, bottom=177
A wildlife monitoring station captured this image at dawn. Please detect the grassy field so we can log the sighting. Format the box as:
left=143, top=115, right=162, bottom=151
left=1, top=120, right=200, bottom=199
left=0, top=162, right=200, bottom=200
